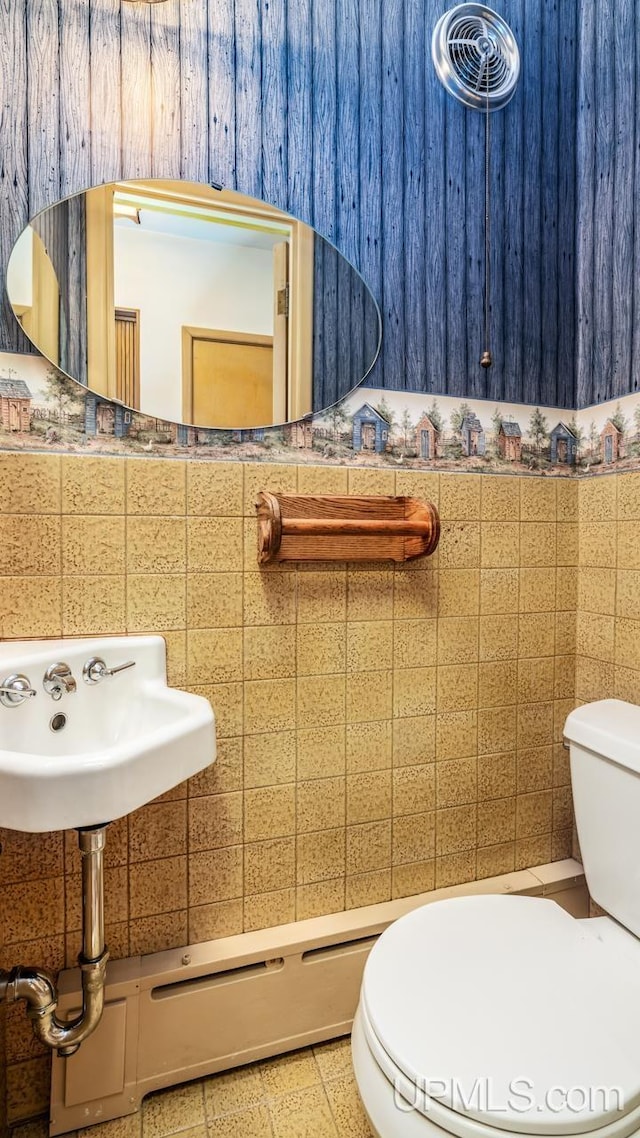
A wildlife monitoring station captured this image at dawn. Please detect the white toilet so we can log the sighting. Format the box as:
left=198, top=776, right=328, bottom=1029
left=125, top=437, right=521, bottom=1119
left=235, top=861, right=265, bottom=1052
left=352, top=699, right=640, bottom=1138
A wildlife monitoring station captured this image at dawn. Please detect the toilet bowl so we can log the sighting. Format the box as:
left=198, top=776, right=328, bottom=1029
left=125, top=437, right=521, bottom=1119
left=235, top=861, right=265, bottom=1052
left=352, top=700, right=640, bottom=1138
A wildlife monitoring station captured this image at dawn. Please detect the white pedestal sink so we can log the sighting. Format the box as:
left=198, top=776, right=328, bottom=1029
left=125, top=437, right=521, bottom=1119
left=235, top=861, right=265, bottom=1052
left=0, top=635, right=216, bottom=833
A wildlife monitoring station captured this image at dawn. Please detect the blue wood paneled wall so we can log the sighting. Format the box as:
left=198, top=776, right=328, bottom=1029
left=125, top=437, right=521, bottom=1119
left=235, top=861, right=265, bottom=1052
left=0, top=0, right=579, bottom=408
left=575, top=0, right=639, bottom=409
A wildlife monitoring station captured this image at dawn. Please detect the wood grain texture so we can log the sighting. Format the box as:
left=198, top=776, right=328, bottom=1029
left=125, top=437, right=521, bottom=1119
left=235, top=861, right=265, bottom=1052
left=502, top=0, right=524, bottom=405
left=151, top=0, right=182, bottom=178
left=59, top=0, right=91, bottom=196
left=180, top=0, right=209, bottom=182
left=255, top=491, right=440, bottom=564
left=121, top=2, right=152, bottom=178
left=576, top=0, right=640, bottom=406
left=557, top=0, right=577, bottom=410
left=0, top=0, right=584, bottom=411
left=424, top=0, right=446, bottom=401
left=207, top=0, right=235, bottom=186
left=27, top=0, right=60, bottom=217
left=0, top=0, right=29, bottom=352
left=575, top=0, right=595, bottom=408
left=403, top=0, right=426, bottom=393
left=381, top=0, right=404, bottom=393
left=89, top=0, right=122, bottom=185
left=592, top=0, right=614, bottom=405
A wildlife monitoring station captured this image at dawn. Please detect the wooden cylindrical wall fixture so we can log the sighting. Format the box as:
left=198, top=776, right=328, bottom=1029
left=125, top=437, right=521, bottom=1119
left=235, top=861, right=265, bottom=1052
left=256, top=492, right=440, bottom=564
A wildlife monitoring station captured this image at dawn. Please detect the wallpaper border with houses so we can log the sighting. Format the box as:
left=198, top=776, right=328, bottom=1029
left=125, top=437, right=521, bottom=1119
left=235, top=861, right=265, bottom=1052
left=0, top=348, right=636, bottom=478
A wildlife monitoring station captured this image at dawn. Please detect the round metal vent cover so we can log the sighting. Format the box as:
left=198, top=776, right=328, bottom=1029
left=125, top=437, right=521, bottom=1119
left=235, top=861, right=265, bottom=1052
left=432, top=3, right=520, bottom=111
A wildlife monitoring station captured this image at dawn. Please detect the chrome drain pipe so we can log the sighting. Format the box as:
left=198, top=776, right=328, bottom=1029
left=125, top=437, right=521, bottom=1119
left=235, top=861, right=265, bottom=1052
left=0, top=825, right=109, bottom=1057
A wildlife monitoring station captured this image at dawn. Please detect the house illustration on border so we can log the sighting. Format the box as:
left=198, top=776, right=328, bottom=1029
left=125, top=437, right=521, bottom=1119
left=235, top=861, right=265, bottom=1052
left=414, top=413, right=439, bottom=459
left=549, top=421, right=578, bottom=465
left=352, top=403, right=389, bottom=453
left=284, top=419, right=313, bottom=449
left=0, top=377, right=32, bottom=432
left=461, top=413, right=485, bottom=457
left=85, top=393, right=130, bottom=438
left=497, top=420, right=522, bottom=462
left=600, top=419, right=622, bottom=464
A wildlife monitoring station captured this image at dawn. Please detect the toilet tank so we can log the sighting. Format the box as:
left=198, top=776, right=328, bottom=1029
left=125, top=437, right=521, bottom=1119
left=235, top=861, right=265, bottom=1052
left=565, top=699, right=640, bottom=937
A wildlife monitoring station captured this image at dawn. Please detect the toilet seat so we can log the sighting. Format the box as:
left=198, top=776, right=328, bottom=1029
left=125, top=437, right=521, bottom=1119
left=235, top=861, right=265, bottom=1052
left=360, top=894, right=640, bottom=1137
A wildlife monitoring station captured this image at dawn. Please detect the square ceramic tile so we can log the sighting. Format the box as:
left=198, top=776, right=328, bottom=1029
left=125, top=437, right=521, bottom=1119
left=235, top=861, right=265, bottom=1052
left=438, top=569, right=480, bottom=616
left=62, top=515, right=125, bottom=575
left=481, top=476, right=520, bottom=522
left=244, top=730, right=296, bottom=788
left=62, top=456, right=124, bottom=514
left=393, top=715, right=436, bottom=766
left=127, top=516, right=186, bottom=574
left=298, top=571, right=347, bottom=623
left=127, top=459, right=186, bottom=516
left=439, top=474, right=480, bottom=520
left=295, top=619, right=345, bottom=676
left=346, top=770, right=391, bottom=825
left=297, top=777, right=345, bottom=833
left=187, top=573, right=243, bottom=628
left=244, top=625, right=296, bottom=680
left=244, top=785, right=296, bottom=843
left=346, top=868, right=391, bottom=909
left=392, top=764, right=436, bottom=814
left=0, top=453, right=60, bottom=514
left=296, top=829, right=346, bottom=885
left=297, top=726, right=346, bottom=780
left=187, top=462, right=244, bottom=516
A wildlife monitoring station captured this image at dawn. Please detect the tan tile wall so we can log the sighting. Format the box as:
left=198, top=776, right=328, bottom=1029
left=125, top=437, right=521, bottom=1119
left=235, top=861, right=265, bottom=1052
left=0, top=453, right=576, bottom=1120
left=576, top=472, right=640, bottom=704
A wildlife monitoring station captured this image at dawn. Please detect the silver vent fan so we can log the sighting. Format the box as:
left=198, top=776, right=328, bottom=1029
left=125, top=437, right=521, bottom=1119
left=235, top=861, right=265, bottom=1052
left=432, top=3, right=520, bottom=112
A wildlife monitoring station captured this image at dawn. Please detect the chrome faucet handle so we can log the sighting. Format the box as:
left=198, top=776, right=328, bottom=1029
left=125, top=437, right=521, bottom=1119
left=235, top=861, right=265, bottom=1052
left=43, top=662, right=77, bottom=701
left=0, top=674, right=37, bottom=708
left=83, top=657, right=135, bottom=685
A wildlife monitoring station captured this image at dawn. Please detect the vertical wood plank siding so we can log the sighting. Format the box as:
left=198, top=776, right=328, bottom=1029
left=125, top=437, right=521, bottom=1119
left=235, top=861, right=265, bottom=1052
left=576, top=0, right=640, bottom=407
left=0, top=0, right=583, bottom=407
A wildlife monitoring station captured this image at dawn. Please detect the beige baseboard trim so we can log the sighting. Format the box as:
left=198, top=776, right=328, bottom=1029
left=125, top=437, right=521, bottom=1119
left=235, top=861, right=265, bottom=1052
left=50, top=859, right=586, bottom=1135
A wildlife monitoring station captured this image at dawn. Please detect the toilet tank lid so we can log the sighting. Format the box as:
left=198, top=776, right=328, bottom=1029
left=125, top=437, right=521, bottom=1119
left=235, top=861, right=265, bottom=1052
left=564, top=699, right=640, bottom=773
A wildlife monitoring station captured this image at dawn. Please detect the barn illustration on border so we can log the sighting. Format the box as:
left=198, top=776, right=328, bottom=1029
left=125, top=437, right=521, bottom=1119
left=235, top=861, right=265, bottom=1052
left=0, top=377, right=32, bottom=432
left=461, top=413, right=485, bottom=457
left=549, top=421, right=578, bottom=465
left=600, top=420, right=622, bottom=464
left=352, top=403, right=389, bottom=453
left=497, top=420, right=522, bottom=462
left=414, top=412, right=439, bottom=459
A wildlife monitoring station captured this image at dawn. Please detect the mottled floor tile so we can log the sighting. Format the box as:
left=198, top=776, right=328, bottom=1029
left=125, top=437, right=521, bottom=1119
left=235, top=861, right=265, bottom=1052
left=204, top=1065, right=264, bottom=1119
left=209, top=1109, right=273, bottom=1138
left=312, top=1038, right=353, bottom=1084
left=324, top=1074, right=374, bottom=1137
left=142, top=1082, right=205, bottom=1138
left=258, top=1049, right=321, bottom=1097
left=267, top=1086, right=338, bottom=1138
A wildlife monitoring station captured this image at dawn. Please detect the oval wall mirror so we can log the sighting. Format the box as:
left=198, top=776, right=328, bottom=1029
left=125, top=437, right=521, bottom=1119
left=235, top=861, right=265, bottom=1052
left=6, top=180, right=381, bottom=431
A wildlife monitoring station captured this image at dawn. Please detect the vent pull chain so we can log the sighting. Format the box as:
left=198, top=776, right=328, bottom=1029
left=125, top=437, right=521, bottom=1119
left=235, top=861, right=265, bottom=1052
left=480, top=90, right=492, bottom=369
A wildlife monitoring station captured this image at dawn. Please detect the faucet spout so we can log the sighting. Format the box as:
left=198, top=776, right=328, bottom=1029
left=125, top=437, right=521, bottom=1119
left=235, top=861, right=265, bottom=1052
left=43, top=662, right=77, bottom=699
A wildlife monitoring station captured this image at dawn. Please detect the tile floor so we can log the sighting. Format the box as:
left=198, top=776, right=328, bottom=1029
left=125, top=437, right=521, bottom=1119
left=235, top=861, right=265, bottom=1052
left=12, top=1038, right=373, bottom=1138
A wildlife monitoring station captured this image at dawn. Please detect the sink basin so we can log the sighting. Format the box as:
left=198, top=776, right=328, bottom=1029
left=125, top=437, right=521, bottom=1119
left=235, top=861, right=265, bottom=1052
left=0, top=636, right=215, bottom=832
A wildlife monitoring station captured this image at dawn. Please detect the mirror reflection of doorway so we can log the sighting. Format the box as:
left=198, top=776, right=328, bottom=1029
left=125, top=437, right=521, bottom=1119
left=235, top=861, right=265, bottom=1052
left=182, top=328, right=276, bottom=429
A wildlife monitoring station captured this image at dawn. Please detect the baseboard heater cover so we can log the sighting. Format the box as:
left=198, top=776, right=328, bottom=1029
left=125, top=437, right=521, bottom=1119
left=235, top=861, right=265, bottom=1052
left=49, top=859, right=587, bottom=1135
